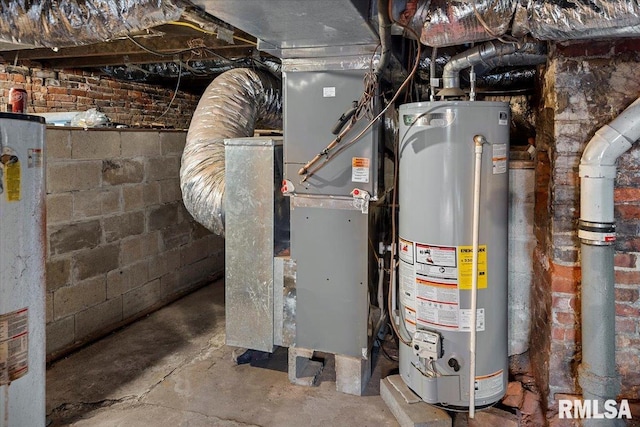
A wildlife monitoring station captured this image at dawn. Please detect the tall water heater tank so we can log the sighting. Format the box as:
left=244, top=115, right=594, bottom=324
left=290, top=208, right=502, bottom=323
left=0, top=113, right=46, bottom=426
left=397, top=101, right=509, bottom=409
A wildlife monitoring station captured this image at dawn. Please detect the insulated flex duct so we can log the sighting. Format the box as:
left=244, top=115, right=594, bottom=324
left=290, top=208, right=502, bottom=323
left=180, top=68, right=282, bottom=236
left=419, top=0, right=516, bottom=47
left=0, top=0, right=184, bottom=48
left=529, top=0, right=640, bottom=40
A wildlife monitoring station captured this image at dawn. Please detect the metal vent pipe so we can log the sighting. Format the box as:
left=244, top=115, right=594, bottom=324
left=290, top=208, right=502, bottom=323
left=180, top=68, right=282, bottom=236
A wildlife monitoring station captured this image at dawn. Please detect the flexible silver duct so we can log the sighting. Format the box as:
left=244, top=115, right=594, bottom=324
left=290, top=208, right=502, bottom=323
left=529, top=0, right=640, bottom=40
left=0, top=0, right=184, bottom=48
left=419, top=0, right=516, bottom=47
left=180, top=68, right=282, bottom=236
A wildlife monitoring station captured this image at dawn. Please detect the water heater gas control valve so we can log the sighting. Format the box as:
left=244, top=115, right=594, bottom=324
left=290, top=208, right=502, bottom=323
left=412, top=330, right=443, bottom=360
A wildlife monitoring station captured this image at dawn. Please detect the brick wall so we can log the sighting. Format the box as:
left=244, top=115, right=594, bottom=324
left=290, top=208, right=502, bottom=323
left=0, top=63, right=198, bottom=128
left=45, top=128, right=224, bottom=359
left=531, top=41, right=640, bottom=420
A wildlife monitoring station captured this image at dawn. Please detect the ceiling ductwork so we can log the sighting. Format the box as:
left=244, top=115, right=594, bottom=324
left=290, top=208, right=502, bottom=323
left=397, top=0, right=640, bottom=47
left=0, top=0, right=187, bottom=49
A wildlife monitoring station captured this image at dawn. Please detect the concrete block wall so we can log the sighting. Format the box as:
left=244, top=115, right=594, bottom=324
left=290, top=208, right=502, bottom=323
left=45, top=128, right=224, bottom=359
left=0, top=62, right=198, bottom=128
left=530, top=40, right=640, bottom=421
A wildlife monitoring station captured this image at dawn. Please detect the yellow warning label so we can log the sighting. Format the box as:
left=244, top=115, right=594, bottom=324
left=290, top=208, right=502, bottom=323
left=3, top=156, right=21, bottom=202
left=458, top=245, right=487, bottom=289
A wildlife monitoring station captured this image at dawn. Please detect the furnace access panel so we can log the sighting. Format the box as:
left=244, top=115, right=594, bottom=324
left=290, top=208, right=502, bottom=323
left=283, top=69, right=381, bottom=198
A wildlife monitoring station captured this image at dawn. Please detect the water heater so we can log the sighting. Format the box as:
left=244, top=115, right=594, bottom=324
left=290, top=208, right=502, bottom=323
left=397, top=101, right=509, bottom=409
left=0, top=113, right=46, bottom=427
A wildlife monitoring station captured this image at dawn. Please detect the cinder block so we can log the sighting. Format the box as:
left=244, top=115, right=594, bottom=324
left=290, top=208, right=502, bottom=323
left=47, top=161, right=102, bottom=193
left=159, top=131, right=186, bottom=155
left=121, top=232, right=160, bottom=265
left=143, top=182, right=160, bottom=207
left=177, top=256, right=217, bottom=291
left=148, top=202, right=180, bottom=231
left=159, top=271, right=179, bottom=297
left=335, top=353, right=372, bottom=396
left=46, top=193, right=73, bottom=224
left=180, top=238, right=209, bottom=267
left=148, top=248, right=180, bottom=281
left=102, top=159, right=144, bottom=185
left=49, top=220, right=101, bottom=256
left=103, top=211, right=145, bottom=242
left=71, top=129, right=121, bottom=159
left=73, top=189, right=102, bottom=218
left=123, top=185, right=145, bottom=211
left=123, top=279, right=161, bottom=319
left=161, top=222, right=191, bottom=250
left=120, top=131, right=160, bottom=157
left=380, top=376, right=451, bottom=427
left=46, top=292, right=54, bottom=323
left=288, top=347, right=323, bottom=387
left=46, top=258, right=71, bottom=291
left=54, top=275, right=106, bottom=320
left=159, top=178, right=182, bottom=204
left=45, top=129, right=71, bottom=160
left=46, top=316, right=75, bottom=355
left=100, top=187, right=121, bottom=215
left=73, top=244, right=120, bottom=280
left=106, top=260, right=149, bottom=299
left=75, top=297, right=123, bottom=339
left=147, top=156, right=180, bottom=181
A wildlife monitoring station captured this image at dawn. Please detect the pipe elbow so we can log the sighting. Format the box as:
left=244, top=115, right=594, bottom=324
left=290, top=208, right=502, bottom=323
left=579, top=125, right=632, bottom=179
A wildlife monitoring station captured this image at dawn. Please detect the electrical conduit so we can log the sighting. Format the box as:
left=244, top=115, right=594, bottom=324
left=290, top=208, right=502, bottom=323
left=578, top=96, right=640, bottom=426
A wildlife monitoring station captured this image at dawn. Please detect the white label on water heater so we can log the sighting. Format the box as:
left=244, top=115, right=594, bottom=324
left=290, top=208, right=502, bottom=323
left=0, top=308, right=29, bottom=385
left=492, top=144, right=508, bottom=175
left=475, top=370, right=504, bottom=399
left=459, top=308, right=486, bottom=331
left=322, top=87, right=336, bottom=97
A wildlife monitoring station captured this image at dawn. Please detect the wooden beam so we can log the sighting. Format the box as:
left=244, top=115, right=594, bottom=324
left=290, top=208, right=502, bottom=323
left=33, top=46, right=255, bottom=68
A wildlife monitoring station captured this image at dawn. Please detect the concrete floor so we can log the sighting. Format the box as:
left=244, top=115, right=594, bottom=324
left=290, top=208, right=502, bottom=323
left=46, top=280, right=400, bottom=426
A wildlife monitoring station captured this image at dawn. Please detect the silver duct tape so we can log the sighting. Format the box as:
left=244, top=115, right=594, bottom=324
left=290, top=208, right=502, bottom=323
left=420, top=0, right=516, bottom=47
left=478, top=69, right=538, bottom=87
left=180, top=69, right=282, bottom=236
left=530, top=0, right=640, bottom=40
left=0, top=0, right=184, bottom=48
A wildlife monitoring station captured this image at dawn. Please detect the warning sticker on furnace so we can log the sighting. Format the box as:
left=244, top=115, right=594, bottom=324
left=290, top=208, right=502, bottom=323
left=351, top=157, right=370, bottom=183
left=0, top=308, right=29, bottom=385
left=458, top=245, right=488, bottom=289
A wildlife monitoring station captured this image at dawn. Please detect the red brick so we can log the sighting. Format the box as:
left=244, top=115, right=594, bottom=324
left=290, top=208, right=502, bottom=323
left=615, top=270, right=640, bottom=285
left=615, top=204, right=640, bottom=219
left=550, top=263, right=581, bottom=293
left=502, top=381, right=525, bottom=408
left=46, top=86, right=68, bottom=95
left=614, top=187, right=640, bottom=202
left=616, top=317, right=638, bottom=333
left=555, top=312, right=576, bottom=326
left=616, top=303, right=640, bottom=317
left=552, top=294, right=577, bottom=312
left=521, top=390, right=542, bottom=415
left=552, top=326, right=565, bottom=340
left=615, top=287, right=639, bottom=302
left=614, top=253, right=637, bottom=268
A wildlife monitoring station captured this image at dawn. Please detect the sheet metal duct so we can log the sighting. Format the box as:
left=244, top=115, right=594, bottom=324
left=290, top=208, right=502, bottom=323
left=180, top=68, right=282, bottom=236
left=188, top=0, right=378, bottom=58
left=0, top=0, right=185, bottom=48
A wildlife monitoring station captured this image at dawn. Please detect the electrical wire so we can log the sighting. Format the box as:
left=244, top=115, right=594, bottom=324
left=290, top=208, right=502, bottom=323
left=157, top=60, right=182, bottom=120
left=471, top=0, right=522, bottom=47
left=299, top=22, right=422, bottom=181
left=166, top=21, right=257, bottom=46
